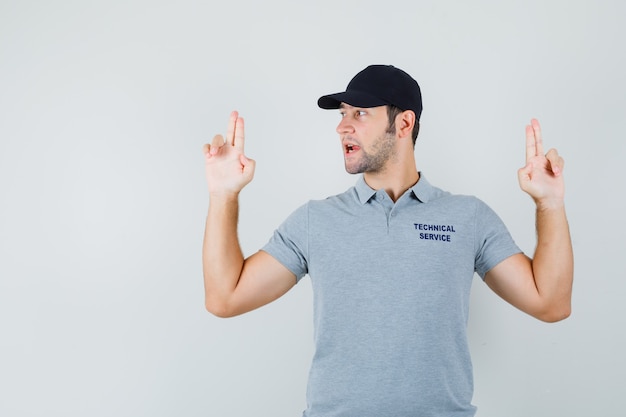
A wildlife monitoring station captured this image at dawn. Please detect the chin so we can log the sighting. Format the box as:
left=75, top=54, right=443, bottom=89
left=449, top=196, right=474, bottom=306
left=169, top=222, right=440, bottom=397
left=344, top=165, right=363, bottom=175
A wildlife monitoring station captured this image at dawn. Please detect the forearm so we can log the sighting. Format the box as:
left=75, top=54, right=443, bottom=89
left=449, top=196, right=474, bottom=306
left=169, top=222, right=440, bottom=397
left=531, top=202, right=574, bottom=320
left=202, top=193, right=245, bottom=314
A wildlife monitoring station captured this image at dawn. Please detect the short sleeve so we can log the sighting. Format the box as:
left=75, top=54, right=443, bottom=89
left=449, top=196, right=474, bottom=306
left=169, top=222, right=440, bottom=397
left=473, top=199, right=522, bottom=279
left=261, top=203, right=309, bottom=283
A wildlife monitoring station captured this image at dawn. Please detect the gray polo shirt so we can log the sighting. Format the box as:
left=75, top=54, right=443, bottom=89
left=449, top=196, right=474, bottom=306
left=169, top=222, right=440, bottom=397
left=262, top=174, right=521, bottom=417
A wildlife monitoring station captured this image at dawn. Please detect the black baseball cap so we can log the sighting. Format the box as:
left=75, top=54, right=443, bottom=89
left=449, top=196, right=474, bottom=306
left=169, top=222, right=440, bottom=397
left=317, top=65, right=423, bottom=121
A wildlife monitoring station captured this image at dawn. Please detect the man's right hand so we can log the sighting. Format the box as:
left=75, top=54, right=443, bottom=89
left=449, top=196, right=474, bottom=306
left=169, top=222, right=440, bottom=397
left=202, top=112, right=295, bottom=318
left=203, top=111, right=256, bottom=195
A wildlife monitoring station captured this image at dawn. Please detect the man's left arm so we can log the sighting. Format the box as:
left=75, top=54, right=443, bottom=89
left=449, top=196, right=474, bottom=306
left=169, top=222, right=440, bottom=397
left=484, top=119, right=573, bottom=322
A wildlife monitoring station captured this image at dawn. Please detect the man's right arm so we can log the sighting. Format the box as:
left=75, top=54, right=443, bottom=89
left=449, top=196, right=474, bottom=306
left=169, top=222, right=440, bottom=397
left=202, top=112, right=296, bottom=318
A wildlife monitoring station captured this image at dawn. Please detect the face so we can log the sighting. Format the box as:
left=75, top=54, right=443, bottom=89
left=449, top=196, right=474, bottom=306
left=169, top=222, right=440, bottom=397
left=337, top=104, right=397, bottom=175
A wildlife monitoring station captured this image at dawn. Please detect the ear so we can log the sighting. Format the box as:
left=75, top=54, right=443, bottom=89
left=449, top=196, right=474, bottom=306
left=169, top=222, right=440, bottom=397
left=396, top=110, right=416, bottom=139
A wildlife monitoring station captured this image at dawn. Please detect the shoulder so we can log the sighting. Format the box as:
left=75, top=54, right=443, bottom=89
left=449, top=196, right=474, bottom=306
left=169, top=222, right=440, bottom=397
left=280, top=186, right=358, bottom=225
left=308, top=186, right=359, bottom=210
left=424, top=184, right=483, bottom=211
left=413, top=174, right=479, bottom=206
left=419, top=181, right=497, bottom=224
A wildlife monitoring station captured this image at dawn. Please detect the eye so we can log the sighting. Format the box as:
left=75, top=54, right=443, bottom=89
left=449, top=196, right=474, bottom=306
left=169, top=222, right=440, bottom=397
left=356, top=110, right=367, bottom=117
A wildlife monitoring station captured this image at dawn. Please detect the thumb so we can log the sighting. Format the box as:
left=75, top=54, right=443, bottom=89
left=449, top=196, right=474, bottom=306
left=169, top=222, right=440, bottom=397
left=240, top=154, right=256, bottom=175
left=518, top=162, right=533, bottom=183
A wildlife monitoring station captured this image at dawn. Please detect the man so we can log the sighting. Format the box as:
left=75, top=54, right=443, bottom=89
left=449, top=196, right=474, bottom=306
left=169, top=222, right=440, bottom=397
left=202, top=65, right=573, bottom=416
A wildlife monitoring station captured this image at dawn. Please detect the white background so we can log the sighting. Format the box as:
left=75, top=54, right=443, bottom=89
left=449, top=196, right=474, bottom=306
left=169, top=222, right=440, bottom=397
left=1, top=1, right=624, bottom=416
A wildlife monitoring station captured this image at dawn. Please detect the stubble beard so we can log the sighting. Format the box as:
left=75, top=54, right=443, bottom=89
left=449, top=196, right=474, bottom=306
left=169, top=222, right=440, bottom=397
left=345, top=130, right=397, bottom=175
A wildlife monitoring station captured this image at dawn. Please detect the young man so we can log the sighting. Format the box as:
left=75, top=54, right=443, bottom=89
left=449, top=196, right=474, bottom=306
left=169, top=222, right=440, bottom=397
left=202, top=65, right=573, bottom=416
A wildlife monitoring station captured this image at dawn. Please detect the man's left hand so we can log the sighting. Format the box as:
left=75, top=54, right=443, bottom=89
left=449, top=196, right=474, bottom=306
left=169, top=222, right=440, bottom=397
left=518, top=119, right=565, bottom=210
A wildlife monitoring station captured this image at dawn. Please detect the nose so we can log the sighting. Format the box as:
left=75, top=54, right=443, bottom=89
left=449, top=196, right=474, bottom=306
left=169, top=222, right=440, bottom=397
left=336, top=116, right=355, bottom=135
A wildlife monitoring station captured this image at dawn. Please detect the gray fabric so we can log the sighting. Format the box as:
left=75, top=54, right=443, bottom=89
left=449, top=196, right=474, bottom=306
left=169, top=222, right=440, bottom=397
left=262, top=174, right=521, bottom=417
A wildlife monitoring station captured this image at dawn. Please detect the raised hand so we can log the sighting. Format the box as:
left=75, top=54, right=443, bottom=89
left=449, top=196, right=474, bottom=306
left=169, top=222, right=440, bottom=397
left=517, top=119, right=565, bottom=209
left=203, top=111, right=256, bottom=195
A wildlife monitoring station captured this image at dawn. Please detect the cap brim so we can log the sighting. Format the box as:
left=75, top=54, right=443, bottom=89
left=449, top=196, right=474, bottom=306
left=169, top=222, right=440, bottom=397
left=317, top=90, right=389, bottom=109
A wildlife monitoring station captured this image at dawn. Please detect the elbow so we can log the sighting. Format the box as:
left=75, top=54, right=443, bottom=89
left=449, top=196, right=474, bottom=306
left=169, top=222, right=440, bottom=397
left=205, top=297, right=236, bottom=319
left=205, top=304, right=230, bottom=318
left=536, top=304, right=572, bottom=323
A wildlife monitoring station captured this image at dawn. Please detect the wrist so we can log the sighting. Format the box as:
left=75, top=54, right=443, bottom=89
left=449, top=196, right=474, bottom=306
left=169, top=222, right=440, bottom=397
left=535, top=197, right=565, bottom=212
left=208, top=190, right=240, bottom=203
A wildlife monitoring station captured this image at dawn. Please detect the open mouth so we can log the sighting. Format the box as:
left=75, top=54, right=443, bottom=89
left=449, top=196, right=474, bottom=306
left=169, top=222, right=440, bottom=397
left=345, top=144, right=360, bottom=154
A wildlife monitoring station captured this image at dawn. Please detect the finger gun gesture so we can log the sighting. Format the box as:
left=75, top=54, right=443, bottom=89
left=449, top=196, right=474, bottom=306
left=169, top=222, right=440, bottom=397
left=203, top=111, right=256, bottom=195
left=517, top=119, right=565, bottom=209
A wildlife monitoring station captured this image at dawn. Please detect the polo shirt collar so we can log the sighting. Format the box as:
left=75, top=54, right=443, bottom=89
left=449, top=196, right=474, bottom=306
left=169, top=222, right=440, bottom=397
left=410, top=173, right=434, bottom=203
left=354, top=172, right=435, bottom=205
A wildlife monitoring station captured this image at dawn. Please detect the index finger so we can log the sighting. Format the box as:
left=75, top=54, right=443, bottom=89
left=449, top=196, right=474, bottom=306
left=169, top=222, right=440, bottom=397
left=225, top=110, right=239, bottom=146
left=233, top=116, right=245, bottom=151
left=525, top=118, right=544, bottom=162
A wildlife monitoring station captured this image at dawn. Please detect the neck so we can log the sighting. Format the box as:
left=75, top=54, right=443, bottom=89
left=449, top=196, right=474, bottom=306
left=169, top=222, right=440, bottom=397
left=363, top=166, right=420, bottom=202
